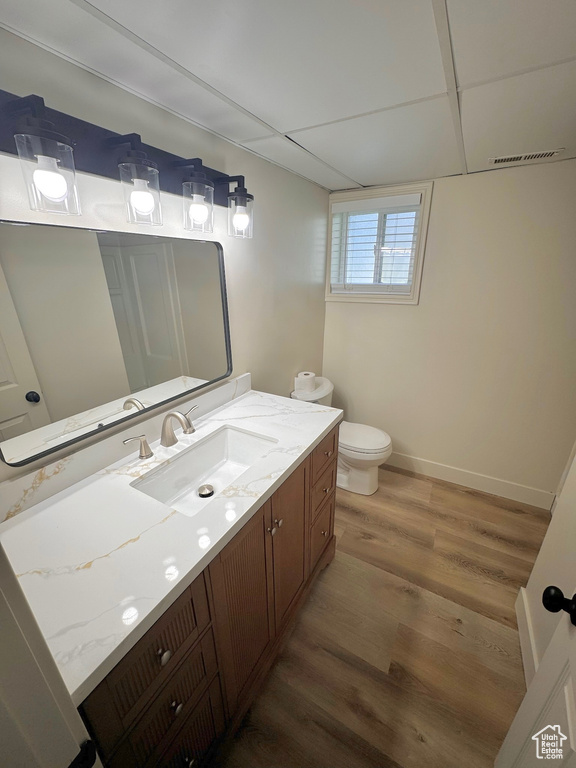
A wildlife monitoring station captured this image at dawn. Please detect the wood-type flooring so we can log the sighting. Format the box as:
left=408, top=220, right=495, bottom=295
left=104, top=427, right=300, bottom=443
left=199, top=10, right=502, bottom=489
left=214, top=467, right=550, bottom=768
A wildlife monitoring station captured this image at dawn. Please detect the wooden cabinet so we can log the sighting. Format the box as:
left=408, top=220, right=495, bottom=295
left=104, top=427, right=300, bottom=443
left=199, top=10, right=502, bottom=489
left=158, top=678, right=225, bottom=768
left=81, top=425, right=339, bottom=767
left=310, top=492, right=335, bottom=572
left=209, top=458, right=308, bottom=714
left=207, top=503, right=274, bottom=714
left=81, top=576, right=212, bottom=763
left=270, top=459, right=308, bottom=630
left=311, top=428, right=337, bottom=483
left=309, top=432, right=338, bottom=572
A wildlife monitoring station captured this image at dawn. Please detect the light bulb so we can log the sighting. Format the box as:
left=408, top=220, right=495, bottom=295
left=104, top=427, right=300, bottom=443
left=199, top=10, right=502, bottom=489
left=32, top=155, right=68, bottom=202
left=232, top=205, right=250, bottom=231
left=130, top=178, right=155, bottom=216
left=189, top=194, right=209, bottom=224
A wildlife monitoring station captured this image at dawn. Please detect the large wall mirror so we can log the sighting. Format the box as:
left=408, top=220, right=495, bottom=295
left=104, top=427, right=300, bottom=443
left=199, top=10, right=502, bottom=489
left=0, top=221, right=232, bottom=466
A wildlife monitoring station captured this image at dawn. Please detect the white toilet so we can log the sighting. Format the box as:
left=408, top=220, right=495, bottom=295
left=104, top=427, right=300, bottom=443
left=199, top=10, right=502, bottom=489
left=291, top=377, right=392, bottom=496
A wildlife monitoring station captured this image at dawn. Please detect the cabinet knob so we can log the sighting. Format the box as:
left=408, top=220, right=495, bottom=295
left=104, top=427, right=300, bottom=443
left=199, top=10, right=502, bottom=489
left=321, top=531, right=328, bottom=537
left=157, top=648, right=172, bottom=666
left=323, top=487, right=330, bottom=494
left=171, top=701, right=184, bottom=716
left=274, top=518, right=284, bottom=527
left=183, top=758, right=196, bottom=768
left=324, top=450, right=333, bottom=458
left=267, top=526, right=277, bottom=536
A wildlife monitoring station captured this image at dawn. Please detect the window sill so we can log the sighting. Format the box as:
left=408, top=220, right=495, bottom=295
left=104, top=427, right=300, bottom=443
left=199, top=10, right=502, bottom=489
left=325, top=292, right=420, bottom=305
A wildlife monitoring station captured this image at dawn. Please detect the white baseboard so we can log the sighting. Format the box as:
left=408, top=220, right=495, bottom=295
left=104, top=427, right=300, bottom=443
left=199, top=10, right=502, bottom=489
left=515, top=587, right=539, bottom=686
left=387, top=452, right=555, bottom=510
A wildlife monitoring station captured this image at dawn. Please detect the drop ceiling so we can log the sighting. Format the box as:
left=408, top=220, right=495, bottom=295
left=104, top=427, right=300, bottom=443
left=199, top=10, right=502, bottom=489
left=0, top=0, right=575, bottom=190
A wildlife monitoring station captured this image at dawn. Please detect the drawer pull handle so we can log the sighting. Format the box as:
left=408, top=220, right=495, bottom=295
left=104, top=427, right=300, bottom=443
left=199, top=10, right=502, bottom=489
left=324, top=450, right=333, bottom=457
left=171, top=701, right=184, bottom=716
left=321, top=531, right=328, bottom=537
left=274, top=518, right=284, bottom=527
left=267, top=526, right=277, bottom=536
left=323, top=487, right=330, bottom=494
left=157, top=648, right=172, bottom=666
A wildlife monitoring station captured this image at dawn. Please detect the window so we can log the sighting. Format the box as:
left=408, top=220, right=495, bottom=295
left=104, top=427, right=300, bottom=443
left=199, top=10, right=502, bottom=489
left=327, top=182, right=433, bottom=304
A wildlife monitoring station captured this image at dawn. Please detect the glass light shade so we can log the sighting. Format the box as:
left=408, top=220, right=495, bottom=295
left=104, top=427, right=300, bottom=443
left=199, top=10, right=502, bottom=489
left=15, top=134, right=80, bottom=215
left=183, top=181, right=214, bottom=233
left=228, top=196, right=253, bottom=239
left=119, top=162, right=162, bottom=225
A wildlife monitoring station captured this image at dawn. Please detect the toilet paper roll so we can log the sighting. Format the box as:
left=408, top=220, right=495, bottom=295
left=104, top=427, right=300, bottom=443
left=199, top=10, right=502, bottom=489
left=294, top=371, right=316, bottom=392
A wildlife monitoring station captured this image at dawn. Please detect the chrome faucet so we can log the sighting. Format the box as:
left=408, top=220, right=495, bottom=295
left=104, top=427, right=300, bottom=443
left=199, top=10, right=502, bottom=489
left=160, top=405, right=199, bottom=447
left=123, top=397, right=145, bottom=412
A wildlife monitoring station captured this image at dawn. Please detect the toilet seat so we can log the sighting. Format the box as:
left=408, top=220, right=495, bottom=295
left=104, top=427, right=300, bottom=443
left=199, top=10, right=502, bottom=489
left=339, top=421, right=391, bottom=455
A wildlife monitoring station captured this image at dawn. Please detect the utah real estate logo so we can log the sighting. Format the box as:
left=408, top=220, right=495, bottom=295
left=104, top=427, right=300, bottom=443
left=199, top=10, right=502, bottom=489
left=532, top=725, right=567, bottom=760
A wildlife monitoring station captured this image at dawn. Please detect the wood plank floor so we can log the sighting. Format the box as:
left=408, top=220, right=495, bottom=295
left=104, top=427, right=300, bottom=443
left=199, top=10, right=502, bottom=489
left=214, top=467, right=550, bottom=768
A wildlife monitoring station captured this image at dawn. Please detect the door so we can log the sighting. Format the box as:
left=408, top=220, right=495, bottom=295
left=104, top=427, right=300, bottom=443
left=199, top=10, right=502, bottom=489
left=0, top=263, right=51, bottom=440
left=496, top=613, right=576, bottom=767
left=270, top=459, right=308, bottom=630
left=99, top=246, right=147, bottom=393
left=208, top=503, right=275, bottom=713
left=121, top=243, right=188, bottom=388
left=497, top=453, right=576, bottom=766
left=0, top=544, right=99, bottom=768
left=520, top=453, right=576, bottom=674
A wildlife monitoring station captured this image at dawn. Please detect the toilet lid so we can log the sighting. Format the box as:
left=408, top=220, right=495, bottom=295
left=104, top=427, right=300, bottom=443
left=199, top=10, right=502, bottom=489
left=339, top=421, right=392, bottom=454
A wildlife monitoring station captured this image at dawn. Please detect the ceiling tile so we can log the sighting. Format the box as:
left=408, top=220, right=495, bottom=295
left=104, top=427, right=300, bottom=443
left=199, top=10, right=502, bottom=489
left=78, top=0, right=447, bottom=132
left=461, top=61, right=576, bottom=172
left=288, top=97, right=462, bottom=187
left=448, top=0, right=576, bottom=87
left=242, top=136, right=360, bottom=190
left=0, top=0, right=269, bottom=143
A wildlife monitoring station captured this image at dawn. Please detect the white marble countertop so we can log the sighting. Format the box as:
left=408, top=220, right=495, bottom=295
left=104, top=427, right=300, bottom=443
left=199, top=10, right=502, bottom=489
left=0, top=389, right=341, bottom=705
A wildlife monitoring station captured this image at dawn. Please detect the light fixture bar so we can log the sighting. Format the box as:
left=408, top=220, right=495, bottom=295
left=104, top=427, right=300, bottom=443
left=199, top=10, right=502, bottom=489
left=0, top=89, right=247, bottom=210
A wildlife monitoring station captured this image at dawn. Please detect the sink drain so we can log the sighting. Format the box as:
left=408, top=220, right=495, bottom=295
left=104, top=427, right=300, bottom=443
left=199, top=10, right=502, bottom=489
left=197, top=484, right=215, bottom=498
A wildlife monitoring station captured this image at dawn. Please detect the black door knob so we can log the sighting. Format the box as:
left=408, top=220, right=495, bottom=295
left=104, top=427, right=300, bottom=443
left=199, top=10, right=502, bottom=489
left=542, top=586, right=576, bottom=626
left=25, top=391, right=41, bottom=403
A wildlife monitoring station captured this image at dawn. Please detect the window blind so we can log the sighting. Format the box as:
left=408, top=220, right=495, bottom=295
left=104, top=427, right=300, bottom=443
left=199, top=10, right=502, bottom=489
left=330, top=193, right=422, bottom=295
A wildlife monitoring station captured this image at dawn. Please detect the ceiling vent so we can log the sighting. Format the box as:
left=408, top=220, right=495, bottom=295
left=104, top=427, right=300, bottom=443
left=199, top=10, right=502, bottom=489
left=489, top=148, right=565, bottom=165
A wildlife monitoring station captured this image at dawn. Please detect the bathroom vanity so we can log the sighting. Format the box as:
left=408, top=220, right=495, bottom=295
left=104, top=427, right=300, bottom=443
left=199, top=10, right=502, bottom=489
left=0, top=382, right=341, bottom=767
left=81, top=427, right=338, bottom=767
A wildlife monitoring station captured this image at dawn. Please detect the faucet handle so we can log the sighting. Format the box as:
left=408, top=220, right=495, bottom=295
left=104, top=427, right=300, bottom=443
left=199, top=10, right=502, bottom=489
left=183, top=405, right=199, bottom=434
left=123, top=434, right=153, bottom=460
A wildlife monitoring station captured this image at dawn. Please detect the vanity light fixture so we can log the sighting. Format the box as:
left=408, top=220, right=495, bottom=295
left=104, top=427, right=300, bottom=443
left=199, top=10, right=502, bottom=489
left=7, top=95, right=81, bottom=215
left=176, top=158, right=214, bottom=233
left=0, top=89, right=255, bottom=234
left=218, top=175, right=254, bottom=239
left=108, top=133, right=162, bottom=225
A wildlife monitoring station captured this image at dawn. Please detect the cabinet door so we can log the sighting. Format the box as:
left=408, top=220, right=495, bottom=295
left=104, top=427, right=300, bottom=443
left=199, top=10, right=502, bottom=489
left=157, top=677, right=225, bottom=768
left=271, top=459, right=308, bottom=631
left=208, top=503, right=274, bottom=714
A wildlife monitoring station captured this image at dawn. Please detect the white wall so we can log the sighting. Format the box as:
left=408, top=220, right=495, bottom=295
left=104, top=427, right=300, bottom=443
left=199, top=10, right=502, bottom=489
left=323, top=160, right=576, bottom=508
left=0, top=28, right=328, bottom=481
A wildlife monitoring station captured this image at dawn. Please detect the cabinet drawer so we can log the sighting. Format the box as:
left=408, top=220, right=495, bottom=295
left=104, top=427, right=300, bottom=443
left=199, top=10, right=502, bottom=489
left=311, top=460, right=336, bottom=522
left=130, top=631, right=218, bottom=766
left=310, top=494, right=334, bottom=572
left=311, top=428, right=338, bottom=484
left=157, top=677, right=226, bottom=768
left=82, top=574, right=210, bottom=757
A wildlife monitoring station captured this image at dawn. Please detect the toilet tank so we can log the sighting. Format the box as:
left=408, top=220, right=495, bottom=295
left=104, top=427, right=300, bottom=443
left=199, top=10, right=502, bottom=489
left=291, top=377, right=334, bottom=407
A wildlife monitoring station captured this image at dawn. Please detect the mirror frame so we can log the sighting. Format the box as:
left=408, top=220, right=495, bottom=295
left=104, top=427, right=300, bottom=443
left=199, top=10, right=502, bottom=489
left=0, top=219, right=233, bottom=467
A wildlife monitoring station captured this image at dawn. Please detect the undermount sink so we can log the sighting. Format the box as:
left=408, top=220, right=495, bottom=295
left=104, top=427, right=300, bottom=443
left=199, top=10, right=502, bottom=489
left=131, top=425, right=278, bottom=517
